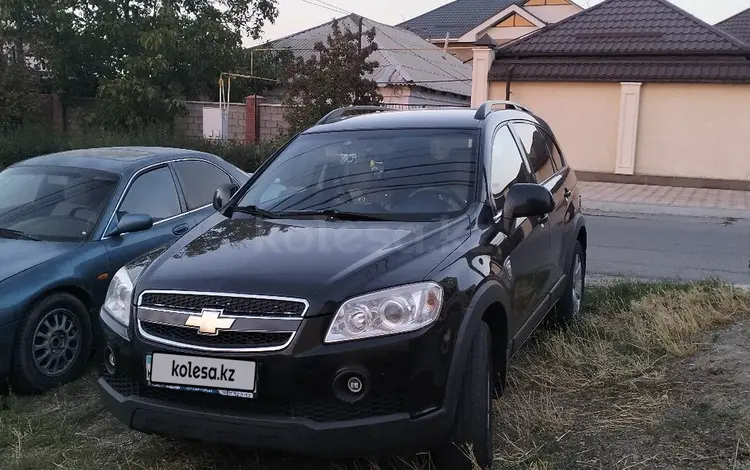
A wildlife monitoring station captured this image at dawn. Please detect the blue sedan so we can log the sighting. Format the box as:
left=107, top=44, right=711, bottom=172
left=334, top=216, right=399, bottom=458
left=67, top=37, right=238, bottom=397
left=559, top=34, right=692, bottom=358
left=0, top=147, right=249, bottom=392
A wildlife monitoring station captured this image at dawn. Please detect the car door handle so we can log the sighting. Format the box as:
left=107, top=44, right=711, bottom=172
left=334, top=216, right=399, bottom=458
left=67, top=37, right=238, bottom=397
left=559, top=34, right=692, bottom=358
left=563, top=188, right=572, bottom=199
left=172, top=223, right=189, bottom=235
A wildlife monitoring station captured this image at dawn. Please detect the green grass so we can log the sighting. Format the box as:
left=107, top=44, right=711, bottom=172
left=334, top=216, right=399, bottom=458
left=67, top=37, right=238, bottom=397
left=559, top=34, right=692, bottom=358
left=1, top=280, right=749, bottom=470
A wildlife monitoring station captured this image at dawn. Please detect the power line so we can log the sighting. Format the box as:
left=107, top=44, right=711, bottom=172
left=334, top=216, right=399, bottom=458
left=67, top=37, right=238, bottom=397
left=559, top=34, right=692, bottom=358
left=299, top=0, right=349, bottom=15
left=313, top=0, right=350, bottom=14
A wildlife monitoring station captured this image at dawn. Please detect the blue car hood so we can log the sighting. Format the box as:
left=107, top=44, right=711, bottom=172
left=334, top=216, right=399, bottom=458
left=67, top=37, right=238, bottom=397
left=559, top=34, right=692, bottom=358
left=0, top=238, right=79, bottom=283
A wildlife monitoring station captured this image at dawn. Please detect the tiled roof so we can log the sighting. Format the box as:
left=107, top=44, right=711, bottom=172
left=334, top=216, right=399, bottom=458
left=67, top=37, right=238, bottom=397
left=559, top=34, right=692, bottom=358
left=267, top=14, right=472, bottom=97
left=496, top=0, right=750, bottom=56
left=397, top=0, right=524, bottom=40
left=490, top=58, right=750, bottom=83
left=716, top=7, right=750, bottom=45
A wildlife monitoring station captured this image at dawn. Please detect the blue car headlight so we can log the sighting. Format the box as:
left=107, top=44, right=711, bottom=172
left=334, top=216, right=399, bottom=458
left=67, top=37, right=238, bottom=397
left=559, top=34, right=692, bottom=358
left=102, top=267, right=134, bottom=327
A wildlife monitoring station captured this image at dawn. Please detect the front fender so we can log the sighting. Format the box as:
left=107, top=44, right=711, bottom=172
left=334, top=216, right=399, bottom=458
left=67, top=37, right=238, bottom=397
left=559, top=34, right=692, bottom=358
left=562, top=212, right=586, bottom=271
left=442, top=279, right=512, bottom=417
left=0, top=244, right=111, bottom=325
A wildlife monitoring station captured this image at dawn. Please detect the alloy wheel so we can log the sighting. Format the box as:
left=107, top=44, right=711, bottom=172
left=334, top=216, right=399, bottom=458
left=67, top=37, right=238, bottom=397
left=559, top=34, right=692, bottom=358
left=32, top=308, right=82, bottom=377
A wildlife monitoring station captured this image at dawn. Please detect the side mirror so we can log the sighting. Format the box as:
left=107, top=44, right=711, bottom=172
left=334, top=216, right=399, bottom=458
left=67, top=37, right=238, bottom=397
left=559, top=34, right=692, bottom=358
left=109, top=213, right=153, bottom=237
left=213, top=183, right=239, bottom=211
left=503, top=183, right=554, bottom=220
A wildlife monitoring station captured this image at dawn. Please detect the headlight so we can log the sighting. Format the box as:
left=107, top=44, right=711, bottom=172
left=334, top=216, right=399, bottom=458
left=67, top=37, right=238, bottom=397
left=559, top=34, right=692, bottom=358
left=324, top=282, right=443, bottom=343
left=102, top=267, right=134, bottom=327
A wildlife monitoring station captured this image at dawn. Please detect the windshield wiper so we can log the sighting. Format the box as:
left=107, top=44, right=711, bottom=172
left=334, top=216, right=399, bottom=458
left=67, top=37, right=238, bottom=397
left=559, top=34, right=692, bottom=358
left=273, top=209, right=392, bottom=221
left=232, top=206, right=391, bottom=221
left=0, top=228, right=41, bottom=241
left=231, top=205, right=280, bottom=219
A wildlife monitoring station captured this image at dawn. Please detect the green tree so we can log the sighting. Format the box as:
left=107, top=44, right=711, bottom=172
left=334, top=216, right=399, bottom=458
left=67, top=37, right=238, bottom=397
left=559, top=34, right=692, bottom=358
left=280, top=18, right=382, bottom=134
left=2, top=0, right=280, bottom=130
left=0, top=9, right=44, bottom=130
left=0, top=50, right=43, bottom=130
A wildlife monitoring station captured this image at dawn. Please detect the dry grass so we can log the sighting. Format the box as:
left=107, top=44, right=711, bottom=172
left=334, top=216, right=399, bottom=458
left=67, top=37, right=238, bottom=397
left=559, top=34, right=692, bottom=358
left=1, top=280, right=749, bottom=470
left=495, top=279, right=750, bottom=469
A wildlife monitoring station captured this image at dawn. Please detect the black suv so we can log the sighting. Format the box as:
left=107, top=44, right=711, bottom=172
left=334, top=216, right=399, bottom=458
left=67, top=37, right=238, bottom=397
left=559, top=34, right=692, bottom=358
left=97, top=101, right=587, bottom=469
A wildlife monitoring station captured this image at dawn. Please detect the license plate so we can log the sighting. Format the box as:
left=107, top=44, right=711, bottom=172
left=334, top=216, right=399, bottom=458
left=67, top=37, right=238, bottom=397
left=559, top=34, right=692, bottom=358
left=145, top=353, right=257, bottom=398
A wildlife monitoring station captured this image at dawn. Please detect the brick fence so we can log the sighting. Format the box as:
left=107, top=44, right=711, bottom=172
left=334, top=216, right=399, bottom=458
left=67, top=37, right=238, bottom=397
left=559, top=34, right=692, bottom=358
left=52, top=95, right=460, bottom=145
left=165, top=96, right=291, bottom=144
left=245, top=96, right=290, bottom=144
left=52, top=94, right=291, bottom=144
left=174, top=101, right=249, bottom=142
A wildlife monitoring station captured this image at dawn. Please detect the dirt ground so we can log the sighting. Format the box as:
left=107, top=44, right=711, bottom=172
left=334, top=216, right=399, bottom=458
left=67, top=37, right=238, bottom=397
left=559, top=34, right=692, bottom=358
left=1, top=281, right=749, bottom=470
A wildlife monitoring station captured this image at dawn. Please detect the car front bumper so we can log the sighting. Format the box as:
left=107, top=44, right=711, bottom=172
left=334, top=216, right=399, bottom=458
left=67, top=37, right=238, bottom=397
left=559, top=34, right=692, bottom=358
left=97, top=309, right=462, bottom=457
left=98, top=374, right=452, bottom=457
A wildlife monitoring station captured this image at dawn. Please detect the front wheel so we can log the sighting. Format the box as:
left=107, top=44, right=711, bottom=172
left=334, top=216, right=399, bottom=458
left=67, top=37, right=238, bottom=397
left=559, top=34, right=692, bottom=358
left=432, top=322, right=494, bottom=470
left=11, top=293, right=92, bottom=393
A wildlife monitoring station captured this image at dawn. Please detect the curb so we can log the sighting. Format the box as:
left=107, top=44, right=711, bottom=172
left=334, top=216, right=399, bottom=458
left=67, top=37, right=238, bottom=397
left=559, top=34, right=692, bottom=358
left=589, top=274, right=750, bottom=291
left=582, top=200, right=750, bottom=220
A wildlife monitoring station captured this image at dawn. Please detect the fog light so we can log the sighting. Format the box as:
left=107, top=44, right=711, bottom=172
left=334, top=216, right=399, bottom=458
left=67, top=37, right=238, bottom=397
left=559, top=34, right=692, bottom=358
left=333, top=369, right=369, bottom=403
left=104, top=346, right=116, bottom=375
left=347, top=376, right=363, bottom=394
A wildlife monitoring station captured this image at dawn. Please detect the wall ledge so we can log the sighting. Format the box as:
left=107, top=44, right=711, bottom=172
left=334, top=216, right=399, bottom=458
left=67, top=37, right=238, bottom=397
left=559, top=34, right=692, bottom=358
left=576, top=171, right=750, bottom=192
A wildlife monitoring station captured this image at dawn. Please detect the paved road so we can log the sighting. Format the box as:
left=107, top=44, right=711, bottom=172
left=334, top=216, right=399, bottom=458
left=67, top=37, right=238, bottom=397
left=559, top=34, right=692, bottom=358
left=586, top=212, right=750, bottom=286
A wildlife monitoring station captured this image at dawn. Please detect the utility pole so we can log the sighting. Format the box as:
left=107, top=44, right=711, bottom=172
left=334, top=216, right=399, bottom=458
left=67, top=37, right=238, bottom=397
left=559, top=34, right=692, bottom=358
left=356, top=15, right=363, bottom=103
left=357, top=16, right=363, bottom=54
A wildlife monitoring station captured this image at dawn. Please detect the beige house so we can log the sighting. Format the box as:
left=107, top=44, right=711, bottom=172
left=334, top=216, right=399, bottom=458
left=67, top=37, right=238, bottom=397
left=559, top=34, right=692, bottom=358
left=471, top=0, right=750, bottom=190
left=399, top=0, right=583, bottom=61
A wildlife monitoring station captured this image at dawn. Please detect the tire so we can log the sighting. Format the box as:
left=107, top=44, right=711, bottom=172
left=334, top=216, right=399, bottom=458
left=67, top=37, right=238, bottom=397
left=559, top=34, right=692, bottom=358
left=553, top=241, right=586, bottom=325
left=433, top=322, right=494, bottom=470
left=11, top=293, right=92, bottom=393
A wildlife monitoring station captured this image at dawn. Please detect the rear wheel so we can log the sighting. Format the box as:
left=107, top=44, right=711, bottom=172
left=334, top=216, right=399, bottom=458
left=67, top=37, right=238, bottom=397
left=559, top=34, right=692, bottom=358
left=553, top=241, right=585, bottom=325
left=11, top=293, right=92, bottom=393
left=433, top=322, right=493, bottom=470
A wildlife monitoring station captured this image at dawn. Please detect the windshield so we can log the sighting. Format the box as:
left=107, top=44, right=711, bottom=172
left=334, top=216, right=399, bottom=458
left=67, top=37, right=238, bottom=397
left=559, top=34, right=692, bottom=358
left=0, top=165, right=119, bottom=242
left=238, top=129, right=479, bottom=221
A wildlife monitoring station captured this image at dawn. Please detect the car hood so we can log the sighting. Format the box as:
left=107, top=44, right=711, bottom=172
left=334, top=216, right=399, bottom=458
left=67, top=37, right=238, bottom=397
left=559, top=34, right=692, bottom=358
left=0, top=238, right=78, bottom=283
left=137, top=212, right=471, bottom=314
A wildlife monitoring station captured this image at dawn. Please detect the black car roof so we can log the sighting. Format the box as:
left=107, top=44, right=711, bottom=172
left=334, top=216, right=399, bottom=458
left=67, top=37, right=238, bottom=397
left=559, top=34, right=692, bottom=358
left=12, top=147, right=221, bottom=174
left=302, top=107, right=537, bottom=133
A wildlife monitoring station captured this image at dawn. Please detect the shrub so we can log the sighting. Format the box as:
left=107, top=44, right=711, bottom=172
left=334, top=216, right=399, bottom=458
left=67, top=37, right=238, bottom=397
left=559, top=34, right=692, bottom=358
left=0, top=124, right=283, bottom=172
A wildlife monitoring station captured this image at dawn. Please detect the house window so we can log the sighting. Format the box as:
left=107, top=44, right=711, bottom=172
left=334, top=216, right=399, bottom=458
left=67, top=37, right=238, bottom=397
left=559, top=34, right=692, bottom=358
left=495, top=13, right=535, bottom=28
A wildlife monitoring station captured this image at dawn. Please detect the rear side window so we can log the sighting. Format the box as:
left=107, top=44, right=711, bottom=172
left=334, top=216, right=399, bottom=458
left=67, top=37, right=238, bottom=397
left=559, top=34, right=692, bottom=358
left=172, top=160, right=233, bottom=210
left=542, top=130, right=566, bottom=170
left=512, top=122, right=556, bottom=182
left=490, top=125, right=532, bottom=207
left=119, top=166, right=181, bottom=221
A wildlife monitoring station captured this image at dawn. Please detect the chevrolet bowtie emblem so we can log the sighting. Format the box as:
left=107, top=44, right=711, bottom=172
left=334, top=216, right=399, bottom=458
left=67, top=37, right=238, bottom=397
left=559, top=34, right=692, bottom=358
left=185, top=308, right=235, bottom=335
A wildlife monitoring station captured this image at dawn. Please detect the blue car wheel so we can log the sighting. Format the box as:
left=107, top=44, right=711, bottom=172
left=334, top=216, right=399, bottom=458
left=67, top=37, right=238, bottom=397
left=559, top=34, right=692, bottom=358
left=11, top=293, right=92, bottom=393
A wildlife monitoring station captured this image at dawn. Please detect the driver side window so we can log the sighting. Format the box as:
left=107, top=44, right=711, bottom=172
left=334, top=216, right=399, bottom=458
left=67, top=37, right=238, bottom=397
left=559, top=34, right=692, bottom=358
left=491, top=125, right=533, bottom=209
left=119, top=166, right=181, bottom=221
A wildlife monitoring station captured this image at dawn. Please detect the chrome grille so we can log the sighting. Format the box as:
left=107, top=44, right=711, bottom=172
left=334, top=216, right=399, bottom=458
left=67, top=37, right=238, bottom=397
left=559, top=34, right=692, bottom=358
left=136, top=290, right=307, bottom=352
left=139, top=292, right=308, bottom=317
left=139, top=322, right=293, bottom=349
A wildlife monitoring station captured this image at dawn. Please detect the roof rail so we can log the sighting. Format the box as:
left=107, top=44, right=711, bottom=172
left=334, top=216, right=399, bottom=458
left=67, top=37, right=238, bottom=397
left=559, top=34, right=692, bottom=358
left=315, top=106, right=397, bottom=126
left=474, top=100, right=532, bottom=120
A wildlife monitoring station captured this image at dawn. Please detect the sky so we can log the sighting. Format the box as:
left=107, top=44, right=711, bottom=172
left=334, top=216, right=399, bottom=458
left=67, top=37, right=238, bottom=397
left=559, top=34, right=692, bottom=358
left=246, top=0, right=750, bottom=46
